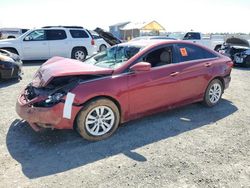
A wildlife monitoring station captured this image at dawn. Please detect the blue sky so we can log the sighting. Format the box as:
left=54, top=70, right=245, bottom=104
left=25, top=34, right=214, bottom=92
left=0, top=0, right=249, bottom=33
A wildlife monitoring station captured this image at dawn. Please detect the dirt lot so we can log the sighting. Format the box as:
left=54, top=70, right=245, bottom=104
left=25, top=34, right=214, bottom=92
left=0, top=63, right=250, bottom=188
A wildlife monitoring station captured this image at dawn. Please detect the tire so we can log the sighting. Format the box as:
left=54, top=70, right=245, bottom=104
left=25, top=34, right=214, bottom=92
left=71, top=48, right=87, bottom=61
left=203, top=79, right=223, bottom=107
left=76, top=98, right=120, bottom=141
left=99, top=44, right=107, bottom=52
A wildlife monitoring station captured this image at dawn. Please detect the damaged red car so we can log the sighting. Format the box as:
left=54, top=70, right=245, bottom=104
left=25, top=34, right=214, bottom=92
left=16, top=40, right=233, bottom=141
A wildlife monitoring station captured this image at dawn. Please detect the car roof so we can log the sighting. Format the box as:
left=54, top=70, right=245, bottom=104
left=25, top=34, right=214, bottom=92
left=117, top=39, right=177, bottom=48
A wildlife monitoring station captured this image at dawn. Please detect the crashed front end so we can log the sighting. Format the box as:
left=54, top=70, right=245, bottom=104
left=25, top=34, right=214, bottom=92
left=16, top=76, right=82, bottom=131
left=220, top=37, right=250, bottom=67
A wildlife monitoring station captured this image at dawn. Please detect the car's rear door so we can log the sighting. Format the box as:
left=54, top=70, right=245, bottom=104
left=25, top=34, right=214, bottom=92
left=22, top=29, right=50, bottom=60
left=173, top=43, right=219, bottom=101
left=46, top=29, right=69, bottom=58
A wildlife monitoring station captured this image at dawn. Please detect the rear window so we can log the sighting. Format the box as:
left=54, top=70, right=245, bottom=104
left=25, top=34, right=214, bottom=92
left=177, top=44, right=217, bottom=62
left=46, top=30, right=67, bottom=40
left=70, top=30, right=89, bottom=38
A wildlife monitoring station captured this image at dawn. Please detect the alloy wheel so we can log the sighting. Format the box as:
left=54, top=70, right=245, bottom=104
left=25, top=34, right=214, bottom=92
left=85, top=106, right=115, bottom=136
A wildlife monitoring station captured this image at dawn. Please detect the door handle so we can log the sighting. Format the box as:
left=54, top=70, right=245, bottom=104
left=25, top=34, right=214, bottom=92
left=170, top=72, right=180, bottom=77
left=205, top=62, right=212, bottom=67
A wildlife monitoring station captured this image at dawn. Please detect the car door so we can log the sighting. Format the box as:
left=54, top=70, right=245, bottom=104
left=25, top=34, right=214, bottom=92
left=128, top=45, right=185, bottom=117
left=22, top=29, right=50, bottom=60
left=173, top=43, right=218, bottom=101
left=46, top=29, right=69, bottom=58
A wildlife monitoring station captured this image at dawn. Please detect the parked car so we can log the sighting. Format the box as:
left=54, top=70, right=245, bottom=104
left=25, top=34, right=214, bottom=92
left=16, top=40, right=233, bottom=141
left=131, top=36, right=176, bottom=41
left=219, top=37, right=250, bottom=67
left=90, top=31, right=110, bottom=52
left=0, top=49, right=22, bottom=80
left=0, top=26, right=96, bottom=61
left=0, top=28, right=29, bottom=39
left=168, top=32, right=224, bottom=51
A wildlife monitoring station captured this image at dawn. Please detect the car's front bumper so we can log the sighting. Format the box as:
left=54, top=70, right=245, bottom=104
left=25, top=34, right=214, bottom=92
left=0, top=65, right=22, bottom=79
left=16, top=90, right=81, bottom=131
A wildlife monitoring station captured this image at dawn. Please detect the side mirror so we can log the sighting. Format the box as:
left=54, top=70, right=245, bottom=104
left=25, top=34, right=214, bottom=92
left=24, top=36, right=32, bottom=41
left=130, top=62, right=151, bottom=72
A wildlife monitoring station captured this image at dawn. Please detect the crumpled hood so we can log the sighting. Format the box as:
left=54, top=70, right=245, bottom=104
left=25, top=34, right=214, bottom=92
left=32, top=57, right=113, bottom=87
left=225, top=37, right=250, bottom=48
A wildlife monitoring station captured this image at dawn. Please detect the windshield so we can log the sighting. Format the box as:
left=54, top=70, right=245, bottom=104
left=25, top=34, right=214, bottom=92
left=84, top=45, right=141, bottom=68
left=168, top=32, right=185, bottom=40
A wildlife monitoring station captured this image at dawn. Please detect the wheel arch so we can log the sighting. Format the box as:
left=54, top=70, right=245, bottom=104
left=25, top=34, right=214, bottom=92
left=1, top=47, right=19, bottom=55
left=71, top=46, right=88, bottom=55
left=211, top=76, right=225, bottom=90
left=73, top=95, right=122, bottom=130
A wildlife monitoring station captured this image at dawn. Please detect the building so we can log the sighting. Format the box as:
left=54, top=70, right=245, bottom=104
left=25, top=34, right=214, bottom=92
left=109, top=20, right=166, bottom=40
left=109, top=22, right=130, bottom=39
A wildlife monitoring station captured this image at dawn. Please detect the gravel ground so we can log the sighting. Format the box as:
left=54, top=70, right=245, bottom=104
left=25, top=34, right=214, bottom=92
left=0, top=63, right=250, bottom=188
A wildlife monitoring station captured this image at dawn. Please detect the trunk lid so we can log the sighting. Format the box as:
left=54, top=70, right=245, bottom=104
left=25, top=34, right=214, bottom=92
left=94, top=27, right=122, bottom=46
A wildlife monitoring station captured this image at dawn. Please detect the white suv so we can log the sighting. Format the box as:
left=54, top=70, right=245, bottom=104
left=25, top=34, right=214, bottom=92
left=0, top=26, right=97, bottom=61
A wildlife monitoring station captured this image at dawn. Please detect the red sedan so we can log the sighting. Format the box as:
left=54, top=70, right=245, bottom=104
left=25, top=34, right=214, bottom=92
left=16, top=40, right=233, bottom=141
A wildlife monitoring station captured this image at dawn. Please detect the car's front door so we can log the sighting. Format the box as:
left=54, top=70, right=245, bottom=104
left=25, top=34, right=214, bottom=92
left=22, top=29, right=50, bottom=60
left=128, top=45, right=184, bottom=118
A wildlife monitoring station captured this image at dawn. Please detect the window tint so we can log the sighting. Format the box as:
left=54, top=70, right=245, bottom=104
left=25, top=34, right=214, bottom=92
left=70, top=30, right=89, bottom=38
left=46, top=30, right=66, bottom=40
left=92, top=35, right=101, bottom=39
left=183, top=32, right=201, bottom=40
left=177, top=44, right=217, bottom=62
left=24, top=30, right=45, bottom=41
left=143, top=46, right=174, bottom=67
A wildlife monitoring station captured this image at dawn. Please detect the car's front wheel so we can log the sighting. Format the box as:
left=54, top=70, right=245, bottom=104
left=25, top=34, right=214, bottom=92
left=76, top=98, right=120, bottom=141
left=203, top=79, right=223, bottom=107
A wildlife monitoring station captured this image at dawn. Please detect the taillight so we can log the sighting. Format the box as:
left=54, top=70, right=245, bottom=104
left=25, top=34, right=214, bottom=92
left=227, top=61, right=234, bottom=68
left=91, top=39, right=95, bottom=45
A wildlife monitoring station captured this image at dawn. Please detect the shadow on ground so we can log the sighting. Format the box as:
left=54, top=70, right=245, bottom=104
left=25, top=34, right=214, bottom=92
left=6, top=99, right=237, bottom=179
left=0, top=79, right=20, bottom=89
left=22, top=60, right=45, bottom=66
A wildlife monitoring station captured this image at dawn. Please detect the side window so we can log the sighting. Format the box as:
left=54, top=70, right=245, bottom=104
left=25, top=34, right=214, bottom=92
left=46, top=30, right=67, bottom=40
left=92, top=35, right=101, bottom=39
left=24, top=30, right=46, bottom=41
left=183, top=32, right=201, bottom=40
left=21, top=29, right=28, bottom=34
left=177, top=44, right=217, bottom=62
left=70, top=30, right=89, bottom=38
left=143, top=46, right=174, bottom=68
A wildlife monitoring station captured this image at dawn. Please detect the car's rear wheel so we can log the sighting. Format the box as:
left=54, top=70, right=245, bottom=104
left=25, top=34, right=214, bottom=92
left=99, top=44, right=107, bottom=52
left=203, top=79, right=223, bottom=107
left=71, top=48, right=87, bottom=61
left=76, top=98, right=120, bottom=141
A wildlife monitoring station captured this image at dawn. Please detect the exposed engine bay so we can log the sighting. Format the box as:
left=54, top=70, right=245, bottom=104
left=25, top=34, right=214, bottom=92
left=220, top=37, right=250, bottom=67
left=25, top=75, right=103, bottom=107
